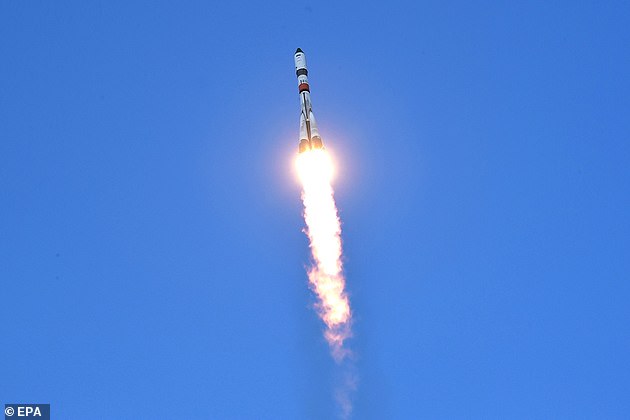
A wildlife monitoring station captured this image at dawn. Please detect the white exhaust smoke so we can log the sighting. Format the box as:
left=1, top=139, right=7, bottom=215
left=296, top=149, right=355, bottom=418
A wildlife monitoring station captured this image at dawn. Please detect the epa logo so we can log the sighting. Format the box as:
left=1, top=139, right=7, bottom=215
left=5, top=407, right=41, bottom=416
left=4, top=405, right=49, bottom=420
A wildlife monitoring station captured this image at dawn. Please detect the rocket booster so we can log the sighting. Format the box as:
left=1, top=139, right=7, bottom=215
left=295, top=48, right=324, bottom=153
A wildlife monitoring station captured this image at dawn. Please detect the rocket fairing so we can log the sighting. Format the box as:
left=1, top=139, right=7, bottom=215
left=294, top=48, right=324, bottom=153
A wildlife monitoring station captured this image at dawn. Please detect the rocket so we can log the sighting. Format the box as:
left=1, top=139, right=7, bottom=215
left=294, top=48, right=324, bottom=153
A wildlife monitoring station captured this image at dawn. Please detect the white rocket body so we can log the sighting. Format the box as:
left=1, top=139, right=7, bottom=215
left=294, top=49, right=324, bottom=153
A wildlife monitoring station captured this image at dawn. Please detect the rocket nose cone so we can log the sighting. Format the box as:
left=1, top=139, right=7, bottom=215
left=295, top=48, right=304, bottom=54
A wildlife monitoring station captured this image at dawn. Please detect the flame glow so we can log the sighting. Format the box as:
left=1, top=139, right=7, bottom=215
left=296, top=149, right=352, bottom=362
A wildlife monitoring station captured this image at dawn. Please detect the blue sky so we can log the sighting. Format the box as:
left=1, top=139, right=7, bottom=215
left=1, top=1, right=629, bottom=418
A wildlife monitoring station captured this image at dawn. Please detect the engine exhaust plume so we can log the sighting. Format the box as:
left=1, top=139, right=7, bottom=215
left=296, top=149, right=355, bottom=418
left=296, top=149, right=352, bottom=361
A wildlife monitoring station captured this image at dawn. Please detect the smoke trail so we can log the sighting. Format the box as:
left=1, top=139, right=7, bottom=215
left=296, top=149, right=355, bottom=417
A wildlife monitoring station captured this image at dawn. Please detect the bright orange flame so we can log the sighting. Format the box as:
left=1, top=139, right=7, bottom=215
left=296, top=149, right=352, bottom=362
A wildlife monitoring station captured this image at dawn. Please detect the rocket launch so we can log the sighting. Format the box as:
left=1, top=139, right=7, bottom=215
left=295, top=48, right=324, bottom=153
left=294, top=47, right=351, bottom=357
left=293, top=49, right=355, bottom=418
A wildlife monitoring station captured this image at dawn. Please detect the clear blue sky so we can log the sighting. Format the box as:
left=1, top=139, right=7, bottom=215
left=1, top=1, right=629, bottom=418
